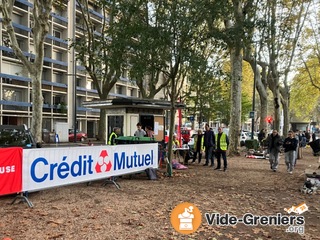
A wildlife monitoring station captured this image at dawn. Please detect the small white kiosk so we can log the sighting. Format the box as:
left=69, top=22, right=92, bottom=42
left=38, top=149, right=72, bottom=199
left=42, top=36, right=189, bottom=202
left=82, top=98, right=185, bottom=142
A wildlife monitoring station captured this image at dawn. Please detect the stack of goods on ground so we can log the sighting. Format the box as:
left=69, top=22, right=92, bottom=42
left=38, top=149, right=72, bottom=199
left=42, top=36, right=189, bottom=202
left=301, top=168, right=320, bottom=194
left=245, top=149, right=266, bottom=159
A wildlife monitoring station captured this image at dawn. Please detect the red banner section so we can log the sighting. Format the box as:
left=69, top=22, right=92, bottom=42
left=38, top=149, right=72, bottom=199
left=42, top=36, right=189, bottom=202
left=0, top=147, right=23, bottom=195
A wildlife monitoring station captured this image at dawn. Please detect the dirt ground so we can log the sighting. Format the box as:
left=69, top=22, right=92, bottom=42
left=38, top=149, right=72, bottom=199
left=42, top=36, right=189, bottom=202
left=1, top=146, right=320, bottom=240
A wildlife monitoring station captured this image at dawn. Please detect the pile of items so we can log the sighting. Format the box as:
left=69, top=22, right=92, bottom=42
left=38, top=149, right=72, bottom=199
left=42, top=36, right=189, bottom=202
left=245, top=149, right=267, bottom=159
left=301, top=168, right=320, bottom=194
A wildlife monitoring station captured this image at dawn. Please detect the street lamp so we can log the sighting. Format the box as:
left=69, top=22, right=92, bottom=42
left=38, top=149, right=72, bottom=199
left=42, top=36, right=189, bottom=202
left=73, top=74, right=77, bottom=143
left=71, top=1, right=77, bottom=143
left=65, top=72, right=77, bottom=143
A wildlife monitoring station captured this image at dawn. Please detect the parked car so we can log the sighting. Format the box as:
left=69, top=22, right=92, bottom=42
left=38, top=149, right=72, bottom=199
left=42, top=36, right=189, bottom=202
left=68, top=129, right=87, bottom=142
left=0, top=124, right=39, bottom=148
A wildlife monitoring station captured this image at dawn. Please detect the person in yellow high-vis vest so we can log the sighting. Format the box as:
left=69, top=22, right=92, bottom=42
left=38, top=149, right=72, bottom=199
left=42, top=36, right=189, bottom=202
left=108, top=127, right=121, bottom=145
left=214, top=127, right=229, bottom=171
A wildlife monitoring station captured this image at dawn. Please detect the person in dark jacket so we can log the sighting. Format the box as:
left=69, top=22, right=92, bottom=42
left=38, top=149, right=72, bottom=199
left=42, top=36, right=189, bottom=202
left=258, top=129, right=267, bottom=147
left=203, top=124, right=215, bottom=167
left=192, top=129, right=204, bottom=164
left=283, top=130, right=298, bottom=174
left=312, top=132, right=316, bottom=142
left=266, top=129, right=283, bottom=172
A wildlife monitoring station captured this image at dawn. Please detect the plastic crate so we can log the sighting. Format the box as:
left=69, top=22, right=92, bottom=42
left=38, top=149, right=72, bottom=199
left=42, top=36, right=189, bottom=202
left=115, top=136, right=156, bottom=144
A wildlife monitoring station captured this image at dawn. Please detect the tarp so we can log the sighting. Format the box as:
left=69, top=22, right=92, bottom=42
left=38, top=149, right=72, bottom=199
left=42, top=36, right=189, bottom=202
left=22, top=144, right=158, bottom=192
left=1, top=144, right=158, bottom=195
left=0, top=147, right=23, bottom=195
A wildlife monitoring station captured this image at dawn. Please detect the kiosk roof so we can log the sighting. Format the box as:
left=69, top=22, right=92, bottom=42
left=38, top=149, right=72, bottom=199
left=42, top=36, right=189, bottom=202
left=82, top=98, right=185, bottom=110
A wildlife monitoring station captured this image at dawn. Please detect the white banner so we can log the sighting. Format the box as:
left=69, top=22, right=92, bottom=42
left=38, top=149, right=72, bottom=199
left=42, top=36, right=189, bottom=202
left=22, top=143, right=158, bottom=192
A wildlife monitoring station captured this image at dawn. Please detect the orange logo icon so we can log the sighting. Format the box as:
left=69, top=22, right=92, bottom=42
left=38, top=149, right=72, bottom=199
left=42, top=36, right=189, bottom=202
left=170, top=202, right=202, bottom=234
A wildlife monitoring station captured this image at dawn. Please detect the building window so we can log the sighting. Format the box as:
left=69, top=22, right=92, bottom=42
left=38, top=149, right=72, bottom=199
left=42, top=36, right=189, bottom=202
left=53, top=73, right=63, bottom=83
left=53, top=51, right=63, bottom=61
left=3, top=89, right=21, bottom=101
left=2, top=78, right=12, bottom=84
left=116, top=85, right=122, bottom=95
left=53, top=30, right=62, bottom=46
left=53, top=30, right=61, bottom=38
left=129, top=88, right=134, bottom=97
left=76, top=78, right=82, bottom=87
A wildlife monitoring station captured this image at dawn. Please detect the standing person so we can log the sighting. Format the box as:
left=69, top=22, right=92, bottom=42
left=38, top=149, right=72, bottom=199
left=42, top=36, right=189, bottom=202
left=172, top=134, right=180, bottom=147
left=283, top=130, right=298, bottom=174
left=107, top=127, right=121, bottom=183
left=134, top=122, right=146, bottom=137
left=312, top=132, right=316, bottom=142
left=258, top=129, right=267, bottom=147
left=108, top=127, right=121, bottom=145
left=305, top=130, right=311, bottom=144
left=298, top=130, right=307, bottom=148
left=145, top=126, right=154, bottom=138
left=266, top=129, right=283, bottom=172
left=172, top=134, right=180, bottom=159
left=203, top=124, right=215, bottom=167
left=294, top=130, right=301, bottom=164
left=215, top=127, right=229, bottom=171
left=192, top=130, right=204, bottom=164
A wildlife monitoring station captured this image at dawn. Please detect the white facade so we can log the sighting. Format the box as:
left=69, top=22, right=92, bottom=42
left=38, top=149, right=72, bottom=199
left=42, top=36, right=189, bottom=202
left=0, top=0, right=142, bottom=138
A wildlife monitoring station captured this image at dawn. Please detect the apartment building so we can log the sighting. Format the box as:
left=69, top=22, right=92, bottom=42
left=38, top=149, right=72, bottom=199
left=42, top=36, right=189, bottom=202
left=0, top=0, right=142, bottom=138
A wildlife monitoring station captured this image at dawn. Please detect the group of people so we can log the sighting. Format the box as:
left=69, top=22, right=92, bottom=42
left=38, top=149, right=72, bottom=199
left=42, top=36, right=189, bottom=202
left=259, top=128, right=318, bottom=174
left=257, top=129, right=297, bottom=174
left=189, top=125, right=313, bottom=174
left=191, top=124, right=229, bottom=172
left=134, top=123, right=154, bottom=138
left=107, top=123, right=154, bottom=146
left=108, top=121, right=314, bottom=175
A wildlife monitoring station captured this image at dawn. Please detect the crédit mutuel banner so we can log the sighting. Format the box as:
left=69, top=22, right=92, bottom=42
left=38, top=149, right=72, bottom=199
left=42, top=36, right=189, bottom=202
left=0, top=147, right=23, bottom=195
left=22, top=143, right=158, bottom=192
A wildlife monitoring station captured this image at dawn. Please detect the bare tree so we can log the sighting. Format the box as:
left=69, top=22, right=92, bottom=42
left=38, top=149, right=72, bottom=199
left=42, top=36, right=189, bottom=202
left=262, top=0, right=311, bottom=134
left=228, top=0, right=255, bottom=154
left=0, top=0, right=53, bottom=144
left=73, top=0, right=135, bottom=141
left=204, top=0, right=256, bottom=155
left=298, top=0, right=320, bottom=91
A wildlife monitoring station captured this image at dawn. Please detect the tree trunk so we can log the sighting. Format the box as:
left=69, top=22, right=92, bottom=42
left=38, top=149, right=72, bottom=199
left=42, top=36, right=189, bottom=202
left=267, top=65, right=281, bottom=133
left=280, top=87, right=290, bottom=135
left=31, top=72, right=43, bottom=144
left=98, top=109, right=107, bottom=142
left=282, top=99, right=289, bottom=135
left=273, top=90, right=281, bottom=131
left=228, top=47, right=242, bottom=155
left=167, top=106, right=176, bottom=177
left=256, top=66, right=268, bottom=131
left=166, top=70, right=178, bottom=177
